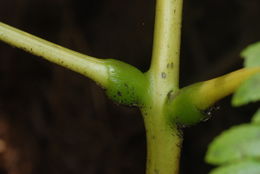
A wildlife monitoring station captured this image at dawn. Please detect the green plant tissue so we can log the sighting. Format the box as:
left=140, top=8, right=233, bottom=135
left=209, top=160, right=260, bottom=174
left=241, top=42, right=260, bottom=68
left=232, top=73, right=260, bottom=106
left=206, top=124, right=260, bottom=165
left=252, top=108, right=260, bottom=124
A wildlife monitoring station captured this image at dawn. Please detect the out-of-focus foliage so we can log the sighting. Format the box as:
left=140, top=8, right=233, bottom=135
left=242, top=42, right=260, bottom=68
left=232, top=73, right=260, bottom=106
left=232, top=42, right=260, bottom=106
left=206, top=124, right=260, bottom=165
left=208, top=160, right=260, bottom=174
left=206, top=42, right=260, bottom=174
left=252, top=109, right=260, bottom=124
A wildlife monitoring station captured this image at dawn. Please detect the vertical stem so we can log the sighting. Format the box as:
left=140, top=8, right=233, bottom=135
left=145, top=0, right=183, bottom=174
left=149, top=0, right=183, bottom=99
left=144, top=109, right=182, bottom=174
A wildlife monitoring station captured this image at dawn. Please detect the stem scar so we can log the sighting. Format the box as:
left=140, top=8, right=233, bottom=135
left=161, top=72, right=167, bottom=79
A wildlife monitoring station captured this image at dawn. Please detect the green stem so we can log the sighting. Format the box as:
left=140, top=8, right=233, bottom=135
left=143, top=109, right=182, bottom=174
left=145, top=0, right=183, bottom=173
left=193, top=67, right=260, bottom=109
left=163, top=67, right=260, bottom=126
left=149, top=0, right=183, bottom=100
left=0, top=22, right=108, bottom=87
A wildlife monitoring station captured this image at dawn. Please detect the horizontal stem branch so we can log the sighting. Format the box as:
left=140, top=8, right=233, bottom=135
left=0, top=22, right=108, bottom=87
left=164, top=67, right=260, bottom=126
left=194, top=67, right=260, bottom=109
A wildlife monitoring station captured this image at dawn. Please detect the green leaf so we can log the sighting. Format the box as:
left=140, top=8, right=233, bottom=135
left=209, top=160, right=260, bottom=174
left=206, top=124, right=260, bottom=165
left=252, top=108, right=260, bottom=124
left=232, top=73, right=260, bottom=106
left=241, top=42, right=260, bottom=68
left=208, top=42, right=260, bottom=174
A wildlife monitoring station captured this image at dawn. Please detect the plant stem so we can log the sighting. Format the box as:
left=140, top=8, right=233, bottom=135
left=143, top=109, right=182, bottom=174
left=193, top=67, right=260, bottom=109
left=149, top=0, right=183, bottom=99
left=162, top=67, right=260, bottom=126
left=0, top=22, right=108, bottom=87
left=145, top=0, right=183, bottom=173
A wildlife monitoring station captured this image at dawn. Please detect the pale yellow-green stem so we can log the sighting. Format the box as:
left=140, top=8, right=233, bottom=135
left=143, top=109, right=182, bottom=174
left=164, top=67, right=260, bottom=126
left=149, top=0, right=183, bottom=102
left=0, top=22, right=108, bottom=87
left=194, top=67, right=260, bottom=110
left=144, top=0, right=183, bottom=174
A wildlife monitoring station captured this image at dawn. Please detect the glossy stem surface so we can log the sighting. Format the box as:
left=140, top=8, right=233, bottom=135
left=0, top=22, right=108, bottom=87
left=145, top=0, right=183, bottom=173
left=143, top=109, right=182, bottom=174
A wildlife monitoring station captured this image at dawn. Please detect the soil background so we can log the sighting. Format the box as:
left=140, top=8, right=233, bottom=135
left=0, top=0, right=260, bottom=174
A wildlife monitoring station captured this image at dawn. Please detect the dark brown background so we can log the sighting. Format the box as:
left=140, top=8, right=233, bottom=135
left=0, top=0, right=260, bottom=174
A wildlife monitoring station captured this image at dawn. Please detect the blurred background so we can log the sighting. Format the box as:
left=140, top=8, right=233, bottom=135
left=0, top=0, right=260, bottom=174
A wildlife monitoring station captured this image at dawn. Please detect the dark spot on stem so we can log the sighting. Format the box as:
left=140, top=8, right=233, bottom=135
left=167, top=90, right=174, bottom=100
left=176, top=141, right=182, bottom=148
left=171, top=62, right=174, bottom=68
left=161, top=72, right=166, bottom=79
left=148, top=158, right=151, bottom=164
left=154, top=169, right=159, bottom=174
left=167, top=90, right=179, bottom=102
